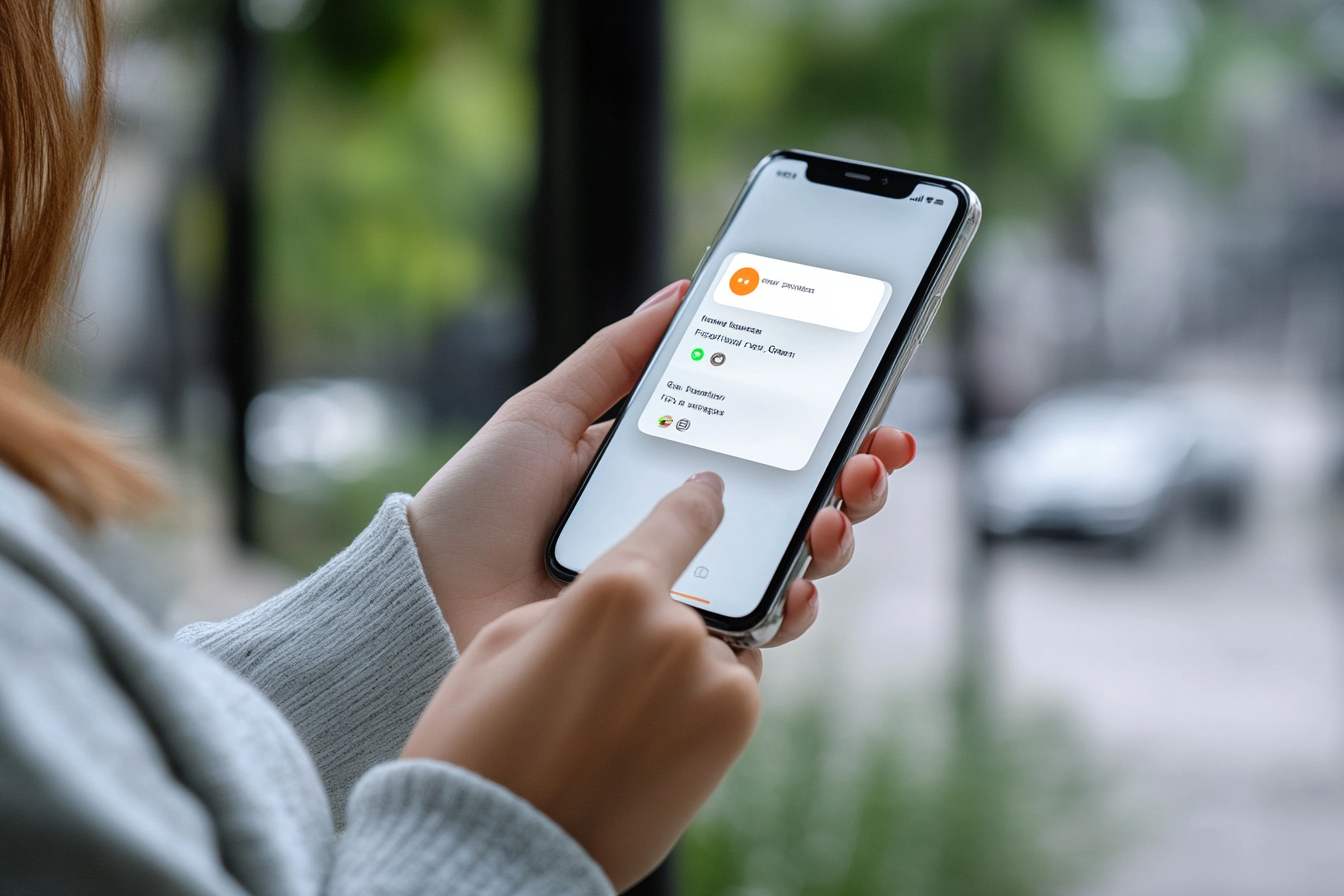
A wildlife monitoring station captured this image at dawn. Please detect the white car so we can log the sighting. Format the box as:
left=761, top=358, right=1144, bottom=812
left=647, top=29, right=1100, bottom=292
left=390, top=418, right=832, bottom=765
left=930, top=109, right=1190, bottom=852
left=973, top=384, right=1250, bottom=547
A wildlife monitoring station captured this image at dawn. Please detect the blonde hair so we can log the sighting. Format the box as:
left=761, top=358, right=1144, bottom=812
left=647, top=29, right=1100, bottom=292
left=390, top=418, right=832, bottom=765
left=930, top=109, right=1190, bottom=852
left=0, top=0, right=161, bottom=525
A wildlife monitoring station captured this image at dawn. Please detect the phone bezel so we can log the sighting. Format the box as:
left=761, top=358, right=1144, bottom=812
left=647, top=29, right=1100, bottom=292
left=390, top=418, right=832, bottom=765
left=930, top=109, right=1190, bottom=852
left=544, top=149, right=978, bottom=635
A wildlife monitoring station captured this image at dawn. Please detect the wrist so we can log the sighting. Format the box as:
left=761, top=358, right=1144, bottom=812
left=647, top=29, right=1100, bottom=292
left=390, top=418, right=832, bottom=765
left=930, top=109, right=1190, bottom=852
left=406, top=495, right=456, bottom=625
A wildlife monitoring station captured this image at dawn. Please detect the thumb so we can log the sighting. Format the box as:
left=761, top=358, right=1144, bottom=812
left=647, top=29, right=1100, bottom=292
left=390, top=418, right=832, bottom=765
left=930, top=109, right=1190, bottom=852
left=516, top=280, right=688, bottom=443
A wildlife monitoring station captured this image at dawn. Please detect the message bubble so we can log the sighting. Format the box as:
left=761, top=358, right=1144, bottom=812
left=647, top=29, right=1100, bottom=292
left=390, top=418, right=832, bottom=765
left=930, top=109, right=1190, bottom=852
left=638, top=253, right=892, bottom=470
left=713, top=252, right=886, bottom=332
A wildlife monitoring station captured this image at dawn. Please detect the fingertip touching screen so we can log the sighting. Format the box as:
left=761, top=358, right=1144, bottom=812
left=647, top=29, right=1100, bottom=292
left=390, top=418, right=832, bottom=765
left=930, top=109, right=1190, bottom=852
left=553, top=155, right=960, bottom=620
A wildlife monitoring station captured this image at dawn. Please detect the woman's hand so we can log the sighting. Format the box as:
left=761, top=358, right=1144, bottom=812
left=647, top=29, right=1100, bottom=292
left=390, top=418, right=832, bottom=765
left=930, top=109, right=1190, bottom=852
left=403, top=473, right=760, bottom=891
left=407, top=281, right=916, bottom=650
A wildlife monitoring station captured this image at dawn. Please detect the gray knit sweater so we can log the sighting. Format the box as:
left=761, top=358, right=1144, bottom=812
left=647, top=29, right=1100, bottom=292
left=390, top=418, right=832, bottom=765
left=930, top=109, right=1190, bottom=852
left=0, top=466, right=613, bottom=895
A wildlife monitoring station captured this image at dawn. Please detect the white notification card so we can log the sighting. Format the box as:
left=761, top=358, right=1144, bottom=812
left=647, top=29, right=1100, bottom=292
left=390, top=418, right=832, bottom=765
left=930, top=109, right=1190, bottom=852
left=638, top=252, right=892, bottom=471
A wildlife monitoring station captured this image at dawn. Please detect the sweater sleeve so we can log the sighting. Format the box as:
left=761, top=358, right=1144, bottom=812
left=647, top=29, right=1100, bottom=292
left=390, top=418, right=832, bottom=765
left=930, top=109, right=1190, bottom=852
left=176, top=494, right=456, bottom=826
left=332, top=761, right=614, bottom=896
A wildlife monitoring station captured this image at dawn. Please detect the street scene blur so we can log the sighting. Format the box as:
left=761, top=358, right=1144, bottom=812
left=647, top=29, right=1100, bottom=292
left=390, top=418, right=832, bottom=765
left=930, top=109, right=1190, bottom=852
left=70, top=0, right=1344, bottom=893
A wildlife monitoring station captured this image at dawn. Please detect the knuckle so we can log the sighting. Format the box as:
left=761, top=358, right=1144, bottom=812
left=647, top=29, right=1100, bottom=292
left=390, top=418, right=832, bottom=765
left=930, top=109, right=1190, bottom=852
left=573, top=562, right=658, bottom=619
left=701, top=670, right=761, bottom=742
left=582, top=567, right=644, bottom=602
left=471, top=613, right=525, bottom=654
left=669, top=605, right=709, bottom=640
left=470, top=620, right=510, bottom=653
left=589, top=564, right=646, bottom=595
left=495, top=389, right=550, bottom=427
left=651, top=606, right=707, bottom=656
left=497, top=384, right=541, bottom=415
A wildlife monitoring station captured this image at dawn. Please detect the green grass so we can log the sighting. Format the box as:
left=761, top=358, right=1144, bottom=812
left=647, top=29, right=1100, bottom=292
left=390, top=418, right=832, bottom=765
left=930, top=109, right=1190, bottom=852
left=683, top=684, right=1120, bottom=896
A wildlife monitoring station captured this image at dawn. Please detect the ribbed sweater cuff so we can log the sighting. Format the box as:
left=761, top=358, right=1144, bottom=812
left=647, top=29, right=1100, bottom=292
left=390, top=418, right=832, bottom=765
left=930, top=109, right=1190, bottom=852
left=333, top=760, right=614, bottom=896
left=176, top=494, right=457, bottom=827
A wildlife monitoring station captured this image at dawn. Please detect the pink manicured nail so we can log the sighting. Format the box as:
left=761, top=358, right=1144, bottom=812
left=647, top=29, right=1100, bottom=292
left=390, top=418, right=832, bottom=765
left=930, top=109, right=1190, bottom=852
left=870, top=456, right=888, bottom=500
left=635, top=281, right=685, bottom=314
left=869, top=454, right=886, bottom=489
left=688, top=471, right=725, bottom=496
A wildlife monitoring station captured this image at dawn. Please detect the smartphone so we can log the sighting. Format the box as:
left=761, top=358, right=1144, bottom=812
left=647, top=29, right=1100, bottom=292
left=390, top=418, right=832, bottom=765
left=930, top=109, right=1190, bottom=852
left=546, top=150, right=980, bottom=647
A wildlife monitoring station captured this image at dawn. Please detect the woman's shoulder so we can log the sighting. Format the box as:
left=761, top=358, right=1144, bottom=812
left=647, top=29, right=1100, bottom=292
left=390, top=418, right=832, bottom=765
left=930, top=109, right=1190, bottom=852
left=0, top=462, right=173, bottom=620
left=0, top=462, right=82, bottom=552
left=0, top=463, right=336, bottom=892
left=0, top=462, right=167, bottom=664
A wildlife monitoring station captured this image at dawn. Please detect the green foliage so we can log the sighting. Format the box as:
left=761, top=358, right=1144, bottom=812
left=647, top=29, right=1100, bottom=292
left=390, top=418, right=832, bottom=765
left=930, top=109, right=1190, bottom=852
left=668, top=0, right=1318, bottom=278
left=669, top=0, right=1115, bottom=272
left=303, top=0, right=427, bottom=80
left=255, top=427, right=470, bottom=573
left=149, top=0, right=1314, bottom=374
left=682, top=687, right=1119, bottom=896
left=256, top=0, right=535, bottom=373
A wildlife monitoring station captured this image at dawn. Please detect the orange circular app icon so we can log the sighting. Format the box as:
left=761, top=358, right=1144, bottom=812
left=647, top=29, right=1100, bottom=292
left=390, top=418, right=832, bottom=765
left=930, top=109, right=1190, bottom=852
left=729, top=267, right=759, bottom=296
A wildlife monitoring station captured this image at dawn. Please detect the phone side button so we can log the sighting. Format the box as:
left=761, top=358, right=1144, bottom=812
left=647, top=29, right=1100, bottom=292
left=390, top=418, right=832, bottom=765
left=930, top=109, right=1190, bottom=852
left=931, top=233, right=972, bottom=298
left=914, top=294, right=944, bottom=345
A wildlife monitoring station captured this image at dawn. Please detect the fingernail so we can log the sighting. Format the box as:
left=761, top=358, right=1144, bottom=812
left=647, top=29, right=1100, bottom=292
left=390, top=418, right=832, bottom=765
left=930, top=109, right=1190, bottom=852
left=869, top=454, right=887, bottom=492
left=805, top=580, right=820, bottom=612
left=635, top=281, right=685, bottom=314
left=871, top=465, right=888, bottom=503
left=840, top=515, right=855, bottom=554
left=688, top=471, right=724, bottom=496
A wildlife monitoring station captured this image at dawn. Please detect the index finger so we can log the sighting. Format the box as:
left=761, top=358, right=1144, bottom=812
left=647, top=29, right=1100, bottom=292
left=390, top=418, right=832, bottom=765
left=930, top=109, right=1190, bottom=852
left=859, top=426, right=916, bottom=472
left=580, top=472, right=725, bottom=594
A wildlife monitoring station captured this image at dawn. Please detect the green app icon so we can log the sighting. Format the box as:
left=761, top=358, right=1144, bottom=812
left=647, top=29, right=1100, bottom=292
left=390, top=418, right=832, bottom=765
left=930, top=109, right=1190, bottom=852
left=691, top=347, right=705, bottom=361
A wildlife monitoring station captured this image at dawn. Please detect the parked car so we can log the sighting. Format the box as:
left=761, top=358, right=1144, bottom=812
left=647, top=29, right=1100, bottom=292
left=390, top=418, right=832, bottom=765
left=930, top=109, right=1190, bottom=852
left=972, top=383, right=1251, bottom=548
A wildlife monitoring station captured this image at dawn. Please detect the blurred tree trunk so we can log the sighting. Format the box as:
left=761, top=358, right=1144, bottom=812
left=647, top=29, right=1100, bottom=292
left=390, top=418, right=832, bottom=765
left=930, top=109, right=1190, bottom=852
left=152, top=177, right=186, bottom=446
left=215, top=0, right=262, bottom=545
left=533, top=3, right=674, bottom=891
left=944, top=14, right=998, bottom=721
left=531, top=0, right=666, bottom=381
left=939, top=25, right=1003, bottom=881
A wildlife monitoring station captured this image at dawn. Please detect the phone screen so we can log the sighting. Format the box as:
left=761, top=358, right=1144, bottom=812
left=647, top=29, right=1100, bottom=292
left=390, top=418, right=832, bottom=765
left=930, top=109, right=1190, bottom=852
left=552, top=154, right=963, bottom=621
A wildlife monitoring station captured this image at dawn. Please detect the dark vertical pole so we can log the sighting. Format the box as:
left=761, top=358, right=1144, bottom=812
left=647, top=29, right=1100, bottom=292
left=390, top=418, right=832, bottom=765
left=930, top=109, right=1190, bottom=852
left=945, top=22, right=998, bottom=711
left=532, top=0, right=665, bottom=379
left=533, top=2, right=672, bottom=892
left=216, top=1, right=262, bottom=545
left=939, top=39, right=998, bottom=884
left=152, top=181, right=186, bottom=445
left=949, top=280, right=993, bottom=719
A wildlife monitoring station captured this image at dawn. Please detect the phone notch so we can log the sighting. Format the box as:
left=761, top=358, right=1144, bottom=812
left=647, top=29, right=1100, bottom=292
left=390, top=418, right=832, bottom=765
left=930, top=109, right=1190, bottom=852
left=797, top=152, right=917, bottom=199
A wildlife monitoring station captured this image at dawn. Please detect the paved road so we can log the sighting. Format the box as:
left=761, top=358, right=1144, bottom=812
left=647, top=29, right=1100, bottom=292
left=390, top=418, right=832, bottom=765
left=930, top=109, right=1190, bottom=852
left=770, top=378, right=1344, bottom=895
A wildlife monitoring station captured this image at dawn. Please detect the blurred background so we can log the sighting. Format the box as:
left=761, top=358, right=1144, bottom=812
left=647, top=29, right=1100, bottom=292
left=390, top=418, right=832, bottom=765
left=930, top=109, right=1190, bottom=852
left=68, top=0, right=1344, bottom=892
